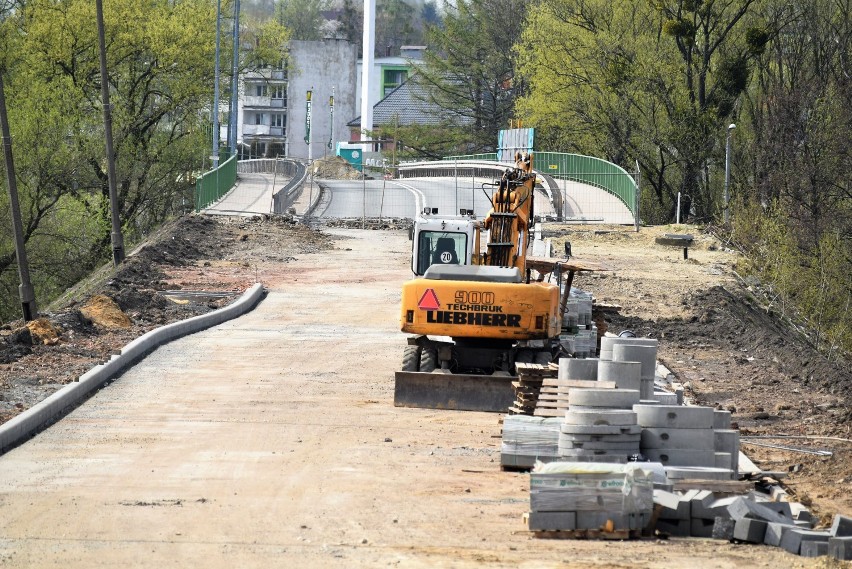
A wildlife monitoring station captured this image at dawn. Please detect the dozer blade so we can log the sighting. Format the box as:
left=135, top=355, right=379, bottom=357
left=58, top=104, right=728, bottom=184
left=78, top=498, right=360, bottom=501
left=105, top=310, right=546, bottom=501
left=393, top=371, right=516, bottom=412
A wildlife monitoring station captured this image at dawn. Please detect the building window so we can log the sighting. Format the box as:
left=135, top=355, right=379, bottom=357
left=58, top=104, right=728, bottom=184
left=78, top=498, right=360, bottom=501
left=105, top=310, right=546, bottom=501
left=382, top=68, right=408, bottom=96
left=255, top=113, right=265, bottom=125
left=255, top=84, right=268, bottom=97
left=271, top=113, right=286, bottom=127
left=272, top=84, right=286, bottom=100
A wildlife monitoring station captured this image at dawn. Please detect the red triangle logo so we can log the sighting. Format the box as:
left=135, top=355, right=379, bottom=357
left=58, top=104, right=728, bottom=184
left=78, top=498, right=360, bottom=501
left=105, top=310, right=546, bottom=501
left=418, top=289, right=441, bottom=310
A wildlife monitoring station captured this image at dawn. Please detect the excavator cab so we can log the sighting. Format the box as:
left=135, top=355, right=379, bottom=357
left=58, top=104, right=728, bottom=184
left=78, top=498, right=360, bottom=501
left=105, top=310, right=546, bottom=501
left=410, top=210, right=480, bottom=276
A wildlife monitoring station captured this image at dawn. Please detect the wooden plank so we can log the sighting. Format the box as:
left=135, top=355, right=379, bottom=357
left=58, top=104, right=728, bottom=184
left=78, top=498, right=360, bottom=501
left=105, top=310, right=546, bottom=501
left=533, top=408, right=565, bottom=417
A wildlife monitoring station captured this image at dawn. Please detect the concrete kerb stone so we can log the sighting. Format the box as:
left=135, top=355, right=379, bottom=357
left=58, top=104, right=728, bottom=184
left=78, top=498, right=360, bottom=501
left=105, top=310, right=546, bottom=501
left=0, top=283, right=266, bottom=455
left=780, top=529, right=831, bottom=555
left=829, top=536, right=852, bottom=560
left=831, top=514, right=852, bottom=537
left=733, top=518, right=768, bottom=543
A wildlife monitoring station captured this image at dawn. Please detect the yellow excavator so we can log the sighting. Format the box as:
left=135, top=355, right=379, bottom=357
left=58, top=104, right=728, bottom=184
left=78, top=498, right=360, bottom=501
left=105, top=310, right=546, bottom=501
left=395, top=152, right=598, bottom=412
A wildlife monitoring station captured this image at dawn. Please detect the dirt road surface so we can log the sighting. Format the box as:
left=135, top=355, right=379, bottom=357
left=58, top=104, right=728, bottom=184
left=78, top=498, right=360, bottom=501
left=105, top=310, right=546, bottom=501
left=2, top=221, right=840, bottom=568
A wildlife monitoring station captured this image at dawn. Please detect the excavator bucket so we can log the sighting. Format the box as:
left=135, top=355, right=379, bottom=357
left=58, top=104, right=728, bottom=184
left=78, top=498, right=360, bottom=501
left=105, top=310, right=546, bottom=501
left=393, top=371, right=515, bottom=412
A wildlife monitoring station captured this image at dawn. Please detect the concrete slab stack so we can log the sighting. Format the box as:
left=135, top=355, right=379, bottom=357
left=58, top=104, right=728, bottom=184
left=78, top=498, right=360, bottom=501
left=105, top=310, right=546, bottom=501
left=559, top=389, right=641, bottom=463
left=528, top=462, right=654, bottom=532
left=634, top=404, right=726, bottom=473
left=500, top=415, right=562, bottom=469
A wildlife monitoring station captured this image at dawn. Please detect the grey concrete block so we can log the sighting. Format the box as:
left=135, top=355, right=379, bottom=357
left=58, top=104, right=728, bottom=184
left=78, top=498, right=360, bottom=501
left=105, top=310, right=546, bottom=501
left=764, top=522, right=793, bottom=547
left=713, top=409, right=732, bottom=429
left=656, top=518, right=691, bottom=537
left=568, top=388, right=640, bottom=408
left=693, top=496, right=737, bottom=520
left=665, top=466, right=735, bottom=480
left=829, top=536, right=852, bottom=561
left=653, top=489, right=690, bottom=520
left=790, top=503, right=813, bottom=524
left=831, top=514, right=852, bottom=537
left=744, top=497, right=792, bottom=519
left=779, top=529, right=830, bottom=555
left=559, top=449, right=630, bottom=462
left=653, top=391, right=678, bottom=405
left=563, top=409, right=637, bottom=426
left=800, top=541, right=828, bottom=557
left=527, top=511, right=576, bottom=531
left=643, top=448, right=717, bottom=467
left=559, top=357, right=599, bottom=381
left=712, top=517, right=736, bottom=540
left=733, top=518, right=768, bottom=543
left=612, top=344, right=657, bottom=379
left=559, top=432, right=642, bottom=443
left=727, top=496, right=797, bottom=525
left=559, top=440, right=640, bottom=451
left=714, top=452, right=732, bottom=468
left=691, top=518, right=716, bottom=538
left=597, top=360, right=642, bottom=389
left=713, top=430, right=740, bottom=472
left=634, top=404, right=715, bottom=429
left=560, top=423, right=642, bottom=435
left=641, top=427, right=715, bottom=450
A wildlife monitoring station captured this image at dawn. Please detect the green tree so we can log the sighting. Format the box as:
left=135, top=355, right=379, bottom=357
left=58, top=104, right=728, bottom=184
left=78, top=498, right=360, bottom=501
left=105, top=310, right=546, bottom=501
left=516, top=0, right=766, bottom=222
left=0, top=0, right=218, bottom=320
left=274, top=0, right=328, bottom=41
left=414, top=0, right=528, bottom=153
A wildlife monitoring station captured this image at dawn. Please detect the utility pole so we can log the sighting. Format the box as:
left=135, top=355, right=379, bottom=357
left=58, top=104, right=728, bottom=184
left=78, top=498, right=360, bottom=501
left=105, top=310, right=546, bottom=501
left=96, top=0, right=125, bottom=265
left=212, top=0, right=222, bottom=168
left=0, top=72, right=37, bottom=321
left=228, top=0, right=240, bottom=156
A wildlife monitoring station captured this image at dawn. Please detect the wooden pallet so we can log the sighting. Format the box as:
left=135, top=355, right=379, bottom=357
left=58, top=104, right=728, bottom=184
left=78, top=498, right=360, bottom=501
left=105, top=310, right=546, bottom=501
left=532, top=528, right=640, bottom=540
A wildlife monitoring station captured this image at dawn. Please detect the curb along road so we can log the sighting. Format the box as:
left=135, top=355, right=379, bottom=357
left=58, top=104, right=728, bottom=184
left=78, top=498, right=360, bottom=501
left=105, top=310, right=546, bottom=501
left=0, top=283, right=266, bottom=455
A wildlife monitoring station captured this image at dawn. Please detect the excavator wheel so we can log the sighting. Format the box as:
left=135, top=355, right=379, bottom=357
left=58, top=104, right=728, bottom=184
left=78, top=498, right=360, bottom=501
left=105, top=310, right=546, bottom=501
left=419, top=347, right=438, bottom=373
left=402, top=345, right=422, bottom=372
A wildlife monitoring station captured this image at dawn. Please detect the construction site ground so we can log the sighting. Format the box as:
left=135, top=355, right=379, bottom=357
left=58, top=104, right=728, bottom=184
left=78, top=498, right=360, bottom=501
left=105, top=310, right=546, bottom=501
left=0, top=215, right=850, bottom=568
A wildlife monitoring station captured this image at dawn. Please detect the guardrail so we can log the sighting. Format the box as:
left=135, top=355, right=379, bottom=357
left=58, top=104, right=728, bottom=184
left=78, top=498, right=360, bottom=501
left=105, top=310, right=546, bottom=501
left=442, top=152, right=638, bottom=222
left=195, top=153, right=237, bottom=211
left=398, top=160, right=563, bottom=221
left=236, top=158, right=307, bottom=215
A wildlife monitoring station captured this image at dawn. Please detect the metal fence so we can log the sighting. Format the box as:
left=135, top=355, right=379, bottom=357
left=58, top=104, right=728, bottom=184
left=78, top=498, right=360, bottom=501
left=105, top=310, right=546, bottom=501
left=195, top=153, right=237, bottom=211
left=443, top=152, right=638, bottom=227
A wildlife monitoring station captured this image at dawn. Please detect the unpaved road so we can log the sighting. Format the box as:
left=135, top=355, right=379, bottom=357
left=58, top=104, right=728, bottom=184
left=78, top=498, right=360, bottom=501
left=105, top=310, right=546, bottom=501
left=0, top=226, right=824, bottom=568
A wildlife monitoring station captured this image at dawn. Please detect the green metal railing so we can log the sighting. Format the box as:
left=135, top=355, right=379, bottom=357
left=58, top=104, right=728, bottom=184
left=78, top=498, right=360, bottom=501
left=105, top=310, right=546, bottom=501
left=444, top=153, right=498, bottom=162
left=195, top=152, right=237, bottom=211
left=443, top=151, right=638, bottom=218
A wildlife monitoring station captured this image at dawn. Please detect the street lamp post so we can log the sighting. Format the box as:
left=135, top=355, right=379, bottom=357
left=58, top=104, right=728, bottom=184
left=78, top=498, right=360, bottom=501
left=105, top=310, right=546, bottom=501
left=724, top=123, right=736, bottom=225
left=96, top=0, right=125, bottom=265
left=0, top=72, right=37, bottom=321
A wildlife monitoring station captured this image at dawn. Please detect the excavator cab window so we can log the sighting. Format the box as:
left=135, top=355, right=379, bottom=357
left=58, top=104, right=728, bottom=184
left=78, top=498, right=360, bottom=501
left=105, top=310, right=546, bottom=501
left=416, top=231, right=467, bottom=275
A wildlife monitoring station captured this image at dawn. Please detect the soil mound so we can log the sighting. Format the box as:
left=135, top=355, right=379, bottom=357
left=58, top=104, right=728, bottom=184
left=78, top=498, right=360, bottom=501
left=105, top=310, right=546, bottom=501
left=80, top=295, right=132, bottom=329
left=26, top=319, right=60, bottom=345
left=312, top=156, right=362, bottom=180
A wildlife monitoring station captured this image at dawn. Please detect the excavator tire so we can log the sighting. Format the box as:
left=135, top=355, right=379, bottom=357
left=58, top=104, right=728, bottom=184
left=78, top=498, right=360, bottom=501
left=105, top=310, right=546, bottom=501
left=402, top=346, right=421, bottom=372
left=419, top=348, right=438, bottom=372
